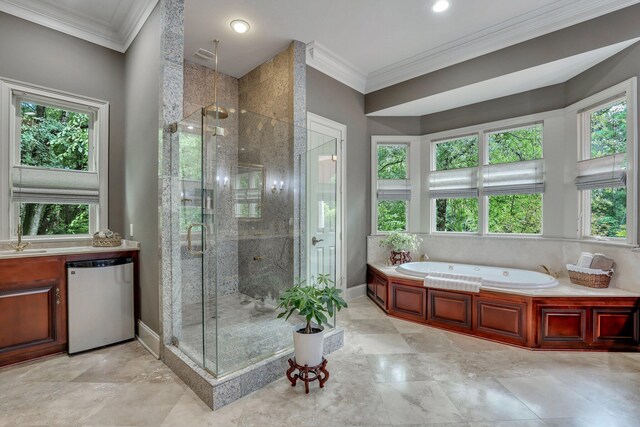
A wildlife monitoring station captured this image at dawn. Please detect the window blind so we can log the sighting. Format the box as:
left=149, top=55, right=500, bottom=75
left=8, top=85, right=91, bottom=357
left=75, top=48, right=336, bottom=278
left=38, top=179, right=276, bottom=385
left=429, top=167, right=478, bottom=199
left=575, top=153, right=626, bottom=190
left=11, top=166, right=99, bottom=204
left=483, top=159, right=544, bottom=196
left=377, top=179, right=411, bottom=201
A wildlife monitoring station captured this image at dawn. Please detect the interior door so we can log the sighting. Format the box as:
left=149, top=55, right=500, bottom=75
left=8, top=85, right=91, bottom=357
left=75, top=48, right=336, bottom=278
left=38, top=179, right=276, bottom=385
left=306, top=113, right=344, bottom=288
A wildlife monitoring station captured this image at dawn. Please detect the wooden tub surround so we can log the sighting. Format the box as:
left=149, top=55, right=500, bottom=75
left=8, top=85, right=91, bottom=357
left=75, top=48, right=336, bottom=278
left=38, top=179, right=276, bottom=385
left=368, top=263, right=640, bottom=351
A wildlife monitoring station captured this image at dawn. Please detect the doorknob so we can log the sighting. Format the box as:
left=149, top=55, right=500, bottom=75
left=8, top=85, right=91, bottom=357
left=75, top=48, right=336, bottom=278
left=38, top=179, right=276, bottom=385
left=312, top=236, right=324, bottom=246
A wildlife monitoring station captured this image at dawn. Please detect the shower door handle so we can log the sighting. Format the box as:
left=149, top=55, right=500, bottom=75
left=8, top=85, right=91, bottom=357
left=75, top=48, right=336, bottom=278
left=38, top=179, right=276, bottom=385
left=187, top=223, right=208, bottom=255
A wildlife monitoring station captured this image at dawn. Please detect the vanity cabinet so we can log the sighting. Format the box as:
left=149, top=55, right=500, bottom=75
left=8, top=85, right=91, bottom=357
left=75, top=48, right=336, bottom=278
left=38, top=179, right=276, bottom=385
left=0, top=250, right=139, bottom=367
left=0, top=257, right=67, bottom=366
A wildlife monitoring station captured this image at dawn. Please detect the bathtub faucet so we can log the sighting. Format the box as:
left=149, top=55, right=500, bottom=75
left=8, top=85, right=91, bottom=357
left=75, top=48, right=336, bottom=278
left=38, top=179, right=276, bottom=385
left=539, top=265, right=559, bottom=278
left=420, top=253, right=429, bottom=261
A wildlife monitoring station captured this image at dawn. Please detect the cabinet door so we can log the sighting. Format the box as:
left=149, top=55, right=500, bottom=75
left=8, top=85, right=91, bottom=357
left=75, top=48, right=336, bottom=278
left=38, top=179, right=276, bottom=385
left=537, top=307, right=587, bottom=347
left=390, top=282, right=426, bottom=323
left=375, top=276, right=387, bottom=309
left=591, top=307, right=639, bottom=346
left=427, top=289, right=472, bottom=331
left=0, top=257, right=67, bottom=366
left=474, top=297, right=527, bottom=344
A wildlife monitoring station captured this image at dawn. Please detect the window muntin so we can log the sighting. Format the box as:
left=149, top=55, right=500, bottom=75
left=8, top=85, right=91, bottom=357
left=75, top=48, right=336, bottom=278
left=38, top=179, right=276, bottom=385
left=435, top=198, right=478, bottom=232
left=435, top=136, right=478, bottom=170
left=488, top=194, right=542, bottom=234
left=377, top=144, right=407, bottom=179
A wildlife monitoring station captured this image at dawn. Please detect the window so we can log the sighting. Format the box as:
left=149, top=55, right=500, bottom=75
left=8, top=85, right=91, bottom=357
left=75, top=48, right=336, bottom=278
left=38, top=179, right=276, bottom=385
left=577, top=96, right=631, bottom=240
left=430, top=136, right=479, bottom=232
left=372, top=136, right=419, bottom=233
left=485, top=124, right=543, bottom=235
left=0, top=79, right=109, bottom=241
left=429, top=125, right=544, bottom=235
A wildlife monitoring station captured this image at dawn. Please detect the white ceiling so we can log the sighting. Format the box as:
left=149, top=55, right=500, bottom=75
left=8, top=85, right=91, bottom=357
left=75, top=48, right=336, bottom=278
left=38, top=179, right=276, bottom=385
left=0, top=0, right=158, bottom=52
left=185, top=0, right=640, bottom=93
left=368, top=38, right=640, bottom=116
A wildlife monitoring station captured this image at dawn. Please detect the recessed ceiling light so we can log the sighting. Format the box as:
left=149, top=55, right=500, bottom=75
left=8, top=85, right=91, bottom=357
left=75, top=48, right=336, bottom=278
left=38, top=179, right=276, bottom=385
left=432, top=0, right=450, bottom=13
left=230, top=19, right=250, bottom=34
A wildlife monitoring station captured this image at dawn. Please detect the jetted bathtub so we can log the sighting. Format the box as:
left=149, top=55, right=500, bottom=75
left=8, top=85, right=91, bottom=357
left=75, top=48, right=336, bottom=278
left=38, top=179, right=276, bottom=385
left=396, top=261, right=559, bottom=289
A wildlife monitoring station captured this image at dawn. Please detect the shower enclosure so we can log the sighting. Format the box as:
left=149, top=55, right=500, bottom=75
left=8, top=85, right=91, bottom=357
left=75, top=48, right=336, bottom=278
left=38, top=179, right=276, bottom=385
left=169, top=103, right=339, bottom=377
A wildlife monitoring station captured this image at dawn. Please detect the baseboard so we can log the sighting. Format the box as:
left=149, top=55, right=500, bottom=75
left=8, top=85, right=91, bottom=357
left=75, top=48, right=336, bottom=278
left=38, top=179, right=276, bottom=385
left=345, top=283, right=366, bottom=301
left=136, top=320, right=160, bottom=359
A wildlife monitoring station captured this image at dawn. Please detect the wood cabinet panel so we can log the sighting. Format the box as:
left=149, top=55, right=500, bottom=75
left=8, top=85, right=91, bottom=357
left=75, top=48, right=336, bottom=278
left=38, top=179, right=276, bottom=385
left=427, top=289, right=472, bottom=331
left=537, top=307, right=588, bottom=346
left=0, top=257, right=66, bottom=366
left=375, top=276, right=387, bottom=309
left=474, top=298, right=527, bottom=343
left=592, top=307, right=639, bottom=345
left=390, top=282, right=426, bottom=322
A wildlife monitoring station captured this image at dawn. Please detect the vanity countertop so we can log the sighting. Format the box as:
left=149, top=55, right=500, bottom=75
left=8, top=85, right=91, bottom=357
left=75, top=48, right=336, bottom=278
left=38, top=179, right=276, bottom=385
left=0, top=240, right=140, bottom=260
left=369, top=262, right=640, bottom=298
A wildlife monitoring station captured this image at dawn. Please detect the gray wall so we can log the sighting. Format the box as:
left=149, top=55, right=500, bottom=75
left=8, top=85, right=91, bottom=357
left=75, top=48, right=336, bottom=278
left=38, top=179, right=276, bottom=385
left=420, top=84, right=566, bottom=134
left=124, top=6, right=161, bottom=333
left=306, top=66, right=420, bottom=287
left=0, top=12, right=126, bottom=234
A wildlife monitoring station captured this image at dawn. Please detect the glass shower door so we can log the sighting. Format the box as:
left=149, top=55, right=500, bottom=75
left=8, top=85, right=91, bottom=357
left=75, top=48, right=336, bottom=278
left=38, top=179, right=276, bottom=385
left=173, top=108, right=207, bottom=368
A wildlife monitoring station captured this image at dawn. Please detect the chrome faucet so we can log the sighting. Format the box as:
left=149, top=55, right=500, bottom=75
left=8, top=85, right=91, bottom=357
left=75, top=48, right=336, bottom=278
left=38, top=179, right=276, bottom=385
left=9, top=224, right=30, bottom=252
left=420, top=253, right=430, bottom=261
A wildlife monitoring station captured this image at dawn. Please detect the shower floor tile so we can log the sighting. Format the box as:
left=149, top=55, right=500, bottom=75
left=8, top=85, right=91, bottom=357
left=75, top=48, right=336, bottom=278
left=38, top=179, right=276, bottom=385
left=178, top=293, right=301, bottom=375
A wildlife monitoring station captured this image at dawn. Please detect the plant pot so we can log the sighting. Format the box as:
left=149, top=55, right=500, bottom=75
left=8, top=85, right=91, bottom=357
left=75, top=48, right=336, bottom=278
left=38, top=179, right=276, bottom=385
left=293, top=324, right=325, bottom=367
left=390, top=250, right=412, bottom=265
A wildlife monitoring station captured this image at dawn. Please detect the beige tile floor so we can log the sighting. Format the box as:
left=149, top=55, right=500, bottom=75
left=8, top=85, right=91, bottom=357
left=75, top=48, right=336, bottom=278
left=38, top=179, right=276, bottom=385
left=1, top=296, right=639, bottom=426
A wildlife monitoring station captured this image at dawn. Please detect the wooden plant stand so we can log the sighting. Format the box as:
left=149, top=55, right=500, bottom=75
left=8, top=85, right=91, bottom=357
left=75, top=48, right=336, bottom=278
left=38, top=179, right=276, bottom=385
left=286, top=358, right=329, bottom=394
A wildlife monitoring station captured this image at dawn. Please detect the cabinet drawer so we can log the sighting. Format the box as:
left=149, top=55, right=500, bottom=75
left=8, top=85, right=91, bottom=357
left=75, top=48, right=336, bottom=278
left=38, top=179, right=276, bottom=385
left=427, top=289, right=472, bottom=331
left=475, top=298, right=527, bottom=344
left=591, top=307, right=639, bottom=345
left=390, top=282, right=426, bottom=322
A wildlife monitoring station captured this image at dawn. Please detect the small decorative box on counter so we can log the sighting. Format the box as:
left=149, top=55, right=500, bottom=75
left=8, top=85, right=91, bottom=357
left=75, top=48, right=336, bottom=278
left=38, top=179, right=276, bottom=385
left=92, top=230, right=122, bottom=247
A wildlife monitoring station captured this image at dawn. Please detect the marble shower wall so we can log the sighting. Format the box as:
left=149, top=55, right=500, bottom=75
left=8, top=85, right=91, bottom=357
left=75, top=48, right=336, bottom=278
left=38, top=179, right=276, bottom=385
left=181, top=62, right=240, bottom=305
left=237, top=42, right=306, bottom=302
left=179, top=42, right=306, bottom=306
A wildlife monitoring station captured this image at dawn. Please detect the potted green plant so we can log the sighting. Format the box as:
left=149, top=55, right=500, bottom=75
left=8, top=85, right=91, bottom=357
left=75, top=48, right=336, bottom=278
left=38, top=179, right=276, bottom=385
left=276, top=274, right=347, bottom=367
left=380, top=231, right=422, bottom=265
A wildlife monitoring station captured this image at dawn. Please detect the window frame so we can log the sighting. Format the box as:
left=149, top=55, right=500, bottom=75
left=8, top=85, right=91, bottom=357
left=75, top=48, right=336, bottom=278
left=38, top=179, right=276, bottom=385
left=427, top=121, right=545, bottom=237
left=371, top=135, right=420, bottom=235
left=0, top=77, right=109, bottom=242
left=575, top=79, right=637, bottom=245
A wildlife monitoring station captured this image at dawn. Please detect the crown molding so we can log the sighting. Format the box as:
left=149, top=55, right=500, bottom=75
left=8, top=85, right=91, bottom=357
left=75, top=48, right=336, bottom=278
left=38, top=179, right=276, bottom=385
left=0, top=0, right=158, bottom=53
left=306, top=41, right=367, bottom=94
left=365, top=0, right=640, bottom=93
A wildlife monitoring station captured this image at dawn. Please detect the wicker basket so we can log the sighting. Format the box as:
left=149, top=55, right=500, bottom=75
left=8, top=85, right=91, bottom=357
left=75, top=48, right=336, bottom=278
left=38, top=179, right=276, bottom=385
left=566, top=264, right=613, bottom=288
left=92, top=231, right=122, bottom=247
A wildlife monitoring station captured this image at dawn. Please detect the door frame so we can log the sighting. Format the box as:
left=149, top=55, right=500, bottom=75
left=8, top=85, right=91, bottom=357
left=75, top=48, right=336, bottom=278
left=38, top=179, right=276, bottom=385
left=306, top=112, right=347, bottom=291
